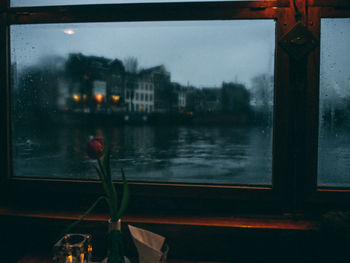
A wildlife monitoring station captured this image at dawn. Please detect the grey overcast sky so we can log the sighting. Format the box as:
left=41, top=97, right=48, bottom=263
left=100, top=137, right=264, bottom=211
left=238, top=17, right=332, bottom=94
left=320, top=18, right=350, bottom=100
left=11, top=20, right=275, bottom=88
left=10, top=1, right=350, bottom=91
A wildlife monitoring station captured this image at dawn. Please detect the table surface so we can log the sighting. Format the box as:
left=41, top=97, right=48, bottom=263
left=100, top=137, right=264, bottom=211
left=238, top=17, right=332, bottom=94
left=17, top=254, right=228, bottom=263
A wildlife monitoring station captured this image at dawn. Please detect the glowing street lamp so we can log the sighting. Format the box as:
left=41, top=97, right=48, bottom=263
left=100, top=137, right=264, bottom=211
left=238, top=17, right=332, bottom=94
left=111, top=95, right=120, bottom=103
left=73, top=94, right=80, bottom=103
left=95, top=93, right=104, bottom=103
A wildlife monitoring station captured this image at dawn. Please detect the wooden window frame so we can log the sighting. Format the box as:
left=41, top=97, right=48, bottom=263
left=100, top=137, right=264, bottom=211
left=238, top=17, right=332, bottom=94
left=303, top=0, right=350, bottom=211
left=0, top=0, right=349, bottom=216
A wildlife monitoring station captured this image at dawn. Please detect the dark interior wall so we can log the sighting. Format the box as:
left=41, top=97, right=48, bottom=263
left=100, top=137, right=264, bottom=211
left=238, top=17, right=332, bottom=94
left=2, top=214, right=347, bottom=263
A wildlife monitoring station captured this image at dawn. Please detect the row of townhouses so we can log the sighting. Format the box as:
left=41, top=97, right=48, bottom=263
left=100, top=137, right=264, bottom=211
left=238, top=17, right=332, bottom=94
left=58, top=54, right=188, bottom=114
left=17, top=53, right=253, bottom=117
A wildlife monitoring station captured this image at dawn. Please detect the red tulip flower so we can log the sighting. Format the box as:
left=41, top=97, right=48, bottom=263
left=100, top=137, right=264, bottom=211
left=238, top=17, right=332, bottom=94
left=63, top=136, right=129, bottom=263
left=85, top=137, right=128, bottom=223
left=86, top=137, right=104, bottom=160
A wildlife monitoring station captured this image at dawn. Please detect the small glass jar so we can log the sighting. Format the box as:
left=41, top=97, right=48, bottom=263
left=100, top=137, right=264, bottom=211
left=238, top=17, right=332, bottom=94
left=53, top=233, right=92, bottom=263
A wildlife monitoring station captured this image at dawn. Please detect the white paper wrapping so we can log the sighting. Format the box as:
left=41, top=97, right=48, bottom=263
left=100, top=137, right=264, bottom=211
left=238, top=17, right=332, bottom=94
left=128, top=225, right=169, bottom=263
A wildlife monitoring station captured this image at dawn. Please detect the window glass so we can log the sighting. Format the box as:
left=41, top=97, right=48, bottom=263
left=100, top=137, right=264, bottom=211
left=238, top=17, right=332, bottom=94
left=11, top=0, right=264, bottom=7
left=11, top=20, right=275, bottom=185
left=318, top=18, right=350, bottom=187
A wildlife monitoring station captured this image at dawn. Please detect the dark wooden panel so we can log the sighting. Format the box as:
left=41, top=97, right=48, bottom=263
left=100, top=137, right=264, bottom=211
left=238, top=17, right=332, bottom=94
left=320, top=7, right=350, bottom=17
left=309, top=0, right=350, bottom=8
left=0, top=206, right=318, bottom=230
left=1, top=212, right=318, bottom=263
left=6, top=1, right=287, bottom=24
left=17, top=254, right=227, bottom=263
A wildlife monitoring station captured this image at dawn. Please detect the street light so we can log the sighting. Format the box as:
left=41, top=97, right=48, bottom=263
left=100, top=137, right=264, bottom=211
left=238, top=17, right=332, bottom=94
left=95, top=93, right=104, bottom=103
left=73, top=94, right=80, bottom=103
left=111, top=95, right=120, bottom=103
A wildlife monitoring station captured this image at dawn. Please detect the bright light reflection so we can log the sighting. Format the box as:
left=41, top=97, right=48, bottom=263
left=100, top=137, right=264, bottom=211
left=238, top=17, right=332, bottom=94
left=95, top=93, right=104, bottom=103
left=111, top=95, right=120, bottom=103
left=63, top=29, right=75, bottom=35
left=73, top=94, right=80, bottom=102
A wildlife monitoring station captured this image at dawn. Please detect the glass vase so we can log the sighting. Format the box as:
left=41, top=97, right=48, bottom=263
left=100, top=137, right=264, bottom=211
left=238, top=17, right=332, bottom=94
left=106, top=219, right=125, bottom=263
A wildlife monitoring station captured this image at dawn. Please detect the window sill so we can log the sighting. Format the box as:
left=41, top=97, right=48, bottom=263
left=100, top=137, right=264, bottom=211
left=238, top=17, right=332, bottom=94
left=0, top=206, right=318, bottom=231
left=0, top=205, right=320, bottom=262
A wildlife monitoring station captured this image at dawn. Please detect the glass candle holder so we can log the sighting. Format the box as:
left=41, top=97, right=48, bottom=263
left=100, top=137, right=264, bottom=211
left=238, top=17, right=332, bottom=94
left=53, top=233, right=92, bottom=263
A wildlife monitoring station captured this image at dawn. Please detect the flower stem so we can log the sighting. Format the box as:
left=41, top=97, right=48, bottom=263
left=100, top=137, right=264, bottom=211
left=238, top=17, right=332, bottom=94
left=60, top=195, right=108, bottom=238
left=98, top=158, right=119, bottom=222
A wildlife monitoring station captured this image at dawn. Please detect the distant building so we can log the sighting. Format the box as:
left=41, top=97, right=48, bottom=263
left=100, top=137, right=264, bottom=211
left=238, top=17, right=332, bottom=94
left=172, top=82, right=188, bottom=112
left=106, top=59, right=125, bottom=110
left=124, top=73, right=138, bottom=112
left=201, top=88, right=222, bottom=112
left=186, top=87, right=221, bottom=113
left=221, top=82, right=250, bottom=113
left=136, top=78, right=155, bottom=113
left=124, top=73, right=155, bottom=113
left=140, top=65, right=172, bottom=113
left=64, top=54, right=189, bottom=114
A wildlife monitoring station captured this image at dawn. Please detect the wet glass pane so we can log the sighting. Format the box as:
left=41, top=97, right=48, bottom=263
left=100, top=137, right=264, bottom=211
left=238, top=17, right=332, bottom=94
left=318, top=18, right=350, bottom=187
left=11, top=0, right=266, bottom=7
left=11, top=20, right=275, bottom=185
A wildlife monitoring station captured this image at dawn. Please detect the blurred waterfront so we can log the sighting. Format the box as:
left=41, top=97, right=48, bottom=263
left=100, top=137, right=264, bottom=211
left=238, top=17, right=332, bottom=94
left=13, top=125, right=273, bottom=185
left=10, top=19, right=350, bottom=187
left=11, top=20, right=276, bottom=186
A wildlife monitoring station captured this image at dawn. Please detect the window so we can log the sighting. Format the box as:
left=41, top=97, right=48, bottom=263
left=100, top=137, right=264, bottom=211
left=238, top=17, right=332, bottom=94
left=318, top=18, right=350, bottom=187
left=10, top=20, right=275, bottom=185
left=1, top=0, right=350, bottom=213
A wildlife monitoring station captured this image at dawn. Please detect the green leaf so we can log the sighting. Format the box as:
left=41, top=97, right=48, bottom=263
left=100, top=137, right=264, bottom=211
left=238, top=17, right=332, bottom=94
left=98, top=147, right=119, bottom=221
left=116, top=168, right=129, bottom=220
left=95, top=165, right=112, bottom=201
left=59, top=195, right=109, bottom=238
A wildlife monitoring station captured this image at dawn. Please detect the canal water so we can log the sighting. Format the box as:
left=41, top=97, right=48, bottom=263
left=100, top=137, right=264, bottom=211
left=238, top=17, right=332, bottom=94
left=13, top=125, right=273, bottom=185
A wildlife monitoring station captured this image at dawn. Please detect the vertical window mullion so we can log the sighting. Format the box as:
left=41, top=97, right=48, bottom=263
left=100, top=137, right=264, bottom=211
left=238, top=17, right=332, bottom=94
left=304, top=6, right=321, bottom=202
left=274, top=1, right=320, bottom=213
left=0, top=11, right=11, bottom=190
